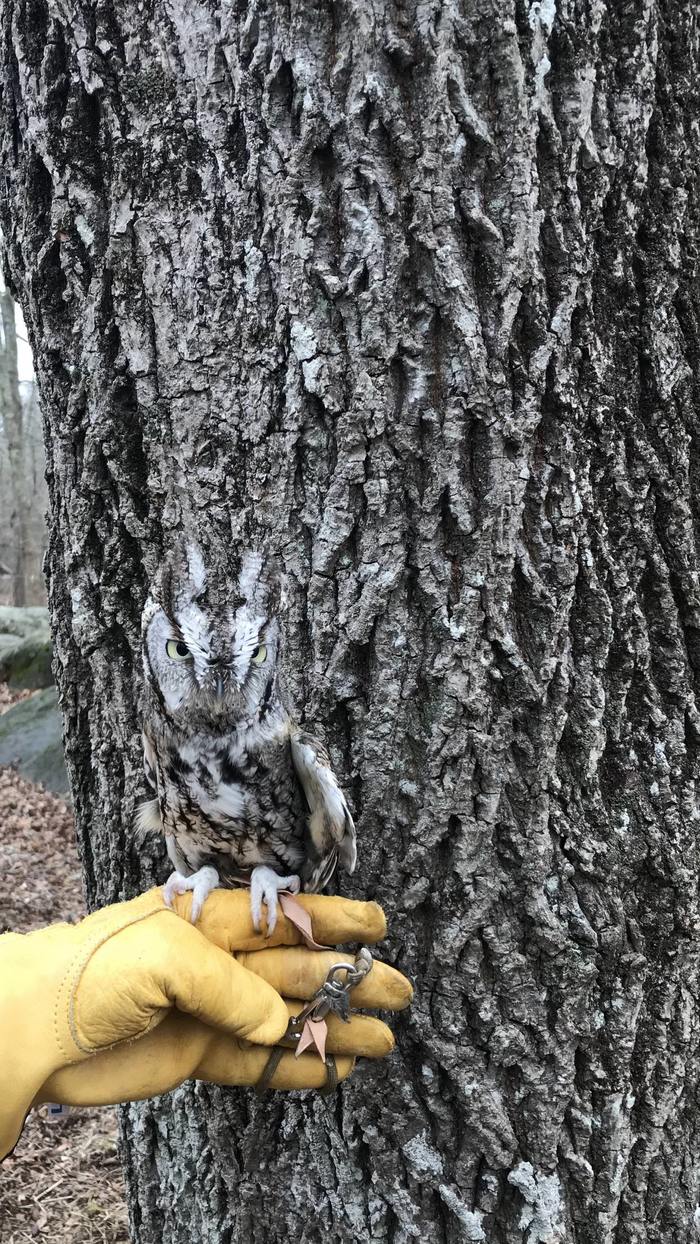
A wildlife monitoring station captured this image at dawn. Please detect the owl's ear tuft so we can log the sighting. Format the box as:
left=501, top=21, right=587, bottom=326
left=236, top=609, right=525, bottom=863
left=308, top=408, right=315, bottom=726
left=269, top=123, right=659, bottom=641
left=145, top=535, right=208, bottom=619
left=184, top=542, right=207, bottom=598
left=237, top=550, right=264, bottom=600
left=277, top=570, right=291, bottom=611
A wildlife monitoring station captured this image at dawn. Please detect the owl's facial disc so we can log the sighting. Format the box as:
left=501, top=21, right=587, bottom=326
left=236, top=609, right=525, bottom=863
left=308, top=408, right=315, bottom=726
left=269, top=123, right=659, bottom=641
left=144, top=604, right=279, bottom=720
left=143, top=542, right=284, bottom=722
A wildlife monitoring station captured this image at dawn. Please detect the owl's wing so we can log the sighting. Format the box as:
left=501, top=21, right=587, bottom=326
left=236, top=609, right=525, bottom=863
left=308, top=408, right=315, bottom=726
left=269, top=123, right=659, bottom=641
left=135, top=729, right=162, bottom=837
left=290, top=728, right=357, bottom=889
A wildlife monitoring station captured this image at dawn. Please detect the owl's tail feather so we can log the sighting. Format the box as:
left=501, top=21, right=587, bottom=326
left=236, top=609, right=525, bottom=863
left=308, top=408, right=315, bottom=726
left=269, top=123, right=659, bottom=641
left=337, top=831, right=357, bottom=874
left=301, top=847, right=340, bottom=894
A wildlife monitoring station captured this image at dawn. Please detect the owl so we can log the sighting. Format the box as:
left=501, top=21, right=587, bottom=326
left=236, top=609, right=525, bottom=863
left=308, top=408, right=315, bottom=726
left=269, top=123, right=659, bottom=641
left=137, top=540, right=357, bottom=931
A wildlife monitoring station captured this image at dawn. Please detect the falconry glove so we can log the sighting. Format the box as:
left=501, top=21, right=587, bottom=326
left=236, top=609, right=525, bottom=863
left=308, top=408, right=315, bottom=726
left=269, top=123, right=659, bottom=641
left=0, top=887, right=412, bottom=1160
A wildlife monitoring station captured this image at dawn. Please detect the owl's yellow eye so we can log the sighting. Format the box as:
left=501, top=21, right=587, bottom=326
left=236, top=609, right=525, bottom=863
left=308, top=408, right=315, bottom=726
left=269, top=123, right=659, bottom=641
left=251, top=644, right=267, bottom=665
left=166, top=639, right=191, bottom=661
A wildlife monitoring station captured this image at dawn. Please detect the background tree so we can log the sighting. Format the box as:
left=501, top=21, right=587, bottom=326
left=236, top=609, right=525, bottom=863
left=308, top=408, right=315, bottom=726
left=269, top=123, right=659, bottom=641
left=17, top=377, right=50, bottom=602
left=2, top=1, right=700, bottom=1240
left=0, top=281, right=46, bottom=605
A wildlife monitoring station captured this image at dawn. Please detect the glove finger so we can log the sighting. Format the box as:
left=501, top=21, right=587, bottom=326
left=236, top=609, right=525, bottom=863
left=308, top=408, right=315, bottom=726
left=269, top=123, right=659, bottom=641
left=157, top=926, right=290, bottom=1045
left=75, top=918, right=289, bottom=1051
left=38, top=1013, right=355, bottom=1106
left=39, top=1013, right=212, bottom=1106
left=284, top=1003, right=395, bottom=1057
left=201, top=1042, right=356, bottom=1090
left=169, top=889, right=387, bottom=951
left=235, top=947, right=413, bottom=1010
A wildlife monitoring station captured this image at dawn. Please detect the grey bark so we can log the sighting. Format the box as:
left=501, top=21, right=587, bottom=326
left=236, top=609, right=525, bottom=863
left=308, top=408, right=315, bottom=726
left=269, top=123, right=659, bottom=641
left=2, top=0, right=700, bottom=1241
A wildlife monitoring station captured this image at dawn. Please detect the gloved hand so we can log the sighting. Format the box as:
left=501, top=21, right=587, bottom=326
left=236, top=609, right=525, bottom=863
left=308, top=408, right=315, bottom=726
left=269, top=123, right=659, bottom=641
left=0, top=887, right=412, bottom=1160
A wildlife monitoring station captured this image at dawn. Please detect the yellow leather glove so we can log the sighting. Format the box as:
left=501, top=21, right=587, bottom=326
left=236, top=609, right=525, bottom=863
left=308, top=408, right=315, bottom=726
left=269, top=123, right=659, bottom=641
left=0, top=887, right=411, bottom=1160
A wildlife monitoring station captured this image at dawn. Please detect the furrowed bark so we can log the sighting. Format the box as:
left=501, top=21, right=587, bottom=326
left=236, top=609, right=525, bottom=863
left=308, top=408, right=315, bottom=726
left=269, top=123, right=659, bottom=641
left=2, top=1, right=700, bottom=1240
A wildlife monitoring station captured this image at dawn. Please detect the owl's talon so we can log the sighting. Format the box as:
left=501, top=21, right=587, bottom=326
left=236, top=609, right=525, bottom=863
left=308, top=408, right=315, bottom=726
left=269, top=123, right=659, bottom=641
left=250, top=866, right=301, bottom=935
left=163, top=871, right=188, bottom=908
left=163, top=866, right=220, bottom=923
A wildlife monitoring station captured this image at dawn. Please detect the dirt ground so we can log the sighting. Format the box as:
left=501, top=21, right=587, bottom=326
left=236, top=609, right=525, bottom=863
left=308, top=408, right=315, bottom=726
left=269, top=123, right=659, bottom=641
left=0, top=688, right=129, bottom=1243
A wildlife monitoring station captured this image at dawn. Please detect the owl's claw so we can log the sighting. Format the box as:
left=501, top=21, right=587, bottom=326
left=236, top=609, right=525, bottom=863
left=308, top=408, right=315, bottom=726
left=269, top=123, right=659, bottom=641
left=163, top=866, right=220, bottom=923
left=250, top=866, right=301, bottom=935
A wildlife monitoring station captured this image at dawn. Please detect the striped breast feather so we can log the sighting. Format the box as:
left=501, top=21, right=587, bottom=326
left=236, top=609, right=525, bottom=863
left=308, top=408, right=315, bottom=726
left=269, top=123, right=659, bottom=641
left=290, top=727, right=357, bottom=877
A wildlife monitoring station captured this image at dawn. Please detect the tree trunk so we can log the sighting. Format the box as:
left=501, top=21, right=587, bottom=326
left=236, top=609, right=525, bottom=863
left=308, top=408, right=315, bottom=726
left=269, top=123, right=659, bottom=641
left=2, top=1, right=700, bottom=1240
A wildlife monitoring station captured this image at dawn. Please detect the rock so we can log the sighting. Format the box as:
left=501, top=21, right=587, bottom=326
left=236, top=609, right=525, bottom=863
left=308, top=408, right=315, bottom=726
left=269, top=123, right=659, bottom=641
left=0, top=688, right=68, bottom=793
left=0, top=635, right=53, bottom=688
left=0, top=606, right=52, bottom=689
left=0, top=606, right=50, bottom=638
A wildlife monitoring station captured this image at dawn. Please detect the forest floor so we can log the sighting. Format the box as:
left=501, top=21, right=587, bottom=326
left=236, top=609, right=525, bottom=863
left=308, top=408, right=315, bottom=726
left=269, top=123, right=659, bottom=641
left=0, top=685, right=129, bottom=1244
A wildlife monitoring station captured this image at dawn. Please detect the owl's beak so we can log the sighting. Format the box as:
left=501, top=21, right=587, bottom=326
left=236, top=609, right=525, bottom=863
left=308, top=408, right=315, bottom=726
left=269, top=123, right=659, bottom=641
left=205, top=660, right=227, bottom=700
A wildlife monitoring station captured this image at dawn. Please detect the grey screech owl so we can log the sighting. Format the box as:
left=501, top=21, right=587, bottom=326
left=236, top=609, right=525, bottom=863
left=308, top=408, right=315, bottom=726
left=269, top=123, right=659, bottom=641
left=138, top=540, right=357, bottom=931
